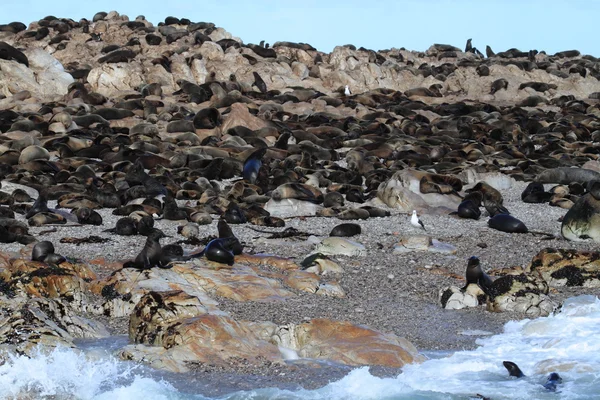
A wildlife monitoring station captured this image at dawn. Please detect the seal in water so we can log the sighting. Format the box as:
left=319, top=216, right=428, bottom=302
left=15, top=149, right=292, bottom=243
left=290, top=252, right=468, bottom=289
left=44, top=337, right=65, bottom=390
left=464, top=256, right=493, bottom=294
left=502, top=361, right=525, bottom=378
left=502, top=361, right=562, bottom=392
left=488, top=214, right=528, bottom=233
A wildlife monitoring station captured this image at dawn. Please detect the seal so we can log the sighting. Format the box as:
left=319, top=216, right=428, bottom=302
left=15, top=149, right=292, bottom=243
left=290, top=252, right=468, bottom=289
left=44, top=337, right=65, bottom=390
left=537, top=167, right=600, bottom=185
left=521, top=182, right=552, bottom=203
left=203, top=238, right=235, bottom=265
left=0, top=42, right=29, bottom=66
left=490, top=78, right=508, bottom=94
left=330, top=223, right=361, bottom=237
left=488, top=214, right=528, bottom=233
left=32, top=241, right=66, bottom=265
left=502, top=361, right=562, bottom=392
left=123, top=229, right=171, bottom=270
left=464, top=256, right=493, bottom=294
left=502, top=361, right=525, bottom=378
left=243, top=148, right=267, bottom=184
left=25, top=188, right=49, bottom=219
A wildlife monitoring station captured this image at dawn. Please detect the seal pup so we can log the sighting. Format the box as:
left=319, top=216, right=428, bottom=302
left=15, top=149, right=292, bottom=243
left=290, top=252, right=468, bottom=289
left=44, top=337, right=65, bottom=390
left=123, top=229, right=171, bottom=270
left=411, top=210, right=426, bottom=230
left=330, top=223, right=361, bottom=237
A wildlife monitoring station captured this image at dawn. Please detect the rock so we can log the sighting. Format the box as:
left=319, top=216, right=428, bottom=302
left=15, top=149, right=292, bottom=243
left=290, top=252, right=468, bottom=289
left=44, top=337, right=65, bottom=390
left=0, top=297, right=109, bottom=357
left=220, top=102, right=267, bottom=132
left=272, top=319, right=425, bottom=368
left=487, top=273, right=556, bottom=317
left=0, top=48, right=74, bottom=97
left=0, top=258, right=96, bottom=309
left=561, top=193, right=600, bottom=241
left=87, top=63, right=145, bottom=96
left=314, top=237, right=366, bottom=256
left=393, top=236, right=457, bottom=254
left=439, top=284, right=482, bottom=310
left=527, top=248, right=600, bottom=287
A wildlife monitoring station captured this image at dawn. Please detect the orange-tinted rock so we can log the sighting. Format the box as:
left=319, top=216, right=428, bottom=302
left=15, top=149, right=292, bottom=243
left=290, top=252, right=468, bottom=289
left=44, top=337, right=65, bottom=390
left=274, top=319, right=425, bottom=368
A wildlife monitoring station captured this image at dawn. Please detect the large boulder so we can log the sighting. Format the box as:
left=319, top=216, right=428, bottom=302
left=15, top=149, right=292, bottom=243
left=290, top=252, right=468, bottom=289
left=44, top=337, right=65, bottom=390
left=273, top=319, right=425, bottom=367
left=0, top=48, right=73, bottom=98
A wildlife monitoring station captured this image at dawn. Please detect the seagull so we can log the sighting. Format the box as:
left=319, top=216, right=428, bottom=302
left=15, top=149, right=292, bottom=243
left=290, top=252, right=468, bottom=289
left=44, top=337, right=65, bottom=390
left=344, top=85, right=351, bottom=96
left=411, top=210, right=426, bottom=230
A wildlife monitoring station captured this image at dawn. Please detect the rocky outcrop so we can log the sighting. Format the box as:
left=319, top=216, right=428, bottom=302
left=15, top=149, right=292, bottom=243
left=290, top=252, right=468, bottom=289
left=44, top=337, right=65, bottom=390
left=527, top=248, right=600, bottom=287
left=273, top=319, right=426, bottom=367
left=123, top=291, right=422, bottom=372
left=487, top=273, right=556, bottom=317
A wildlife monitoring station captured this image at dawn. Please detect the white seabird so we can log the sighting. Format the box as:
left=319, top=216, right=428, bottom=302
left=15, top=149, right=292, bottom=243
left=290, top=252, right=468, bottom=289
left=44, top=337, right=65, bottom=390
left=344, top=85, right=351, bottom=96
left=411, top=210, right=426, bottom=230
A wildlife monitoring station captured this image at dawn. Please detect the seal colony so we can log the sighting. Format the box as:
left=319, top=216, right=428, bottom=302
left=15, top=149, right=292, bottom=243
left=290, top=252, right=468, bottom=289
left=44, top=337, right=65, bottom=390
left=2, top=9, right=600, bottom=395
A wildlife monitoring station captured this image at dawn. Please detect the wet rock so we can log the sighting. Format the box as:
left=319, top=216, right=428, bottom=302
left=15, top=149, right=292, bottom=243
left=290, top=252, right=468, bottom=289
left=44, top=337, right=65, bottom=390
left=273, top=319, right=425, bottom=368
left=487, top=273, right=556, bottom=317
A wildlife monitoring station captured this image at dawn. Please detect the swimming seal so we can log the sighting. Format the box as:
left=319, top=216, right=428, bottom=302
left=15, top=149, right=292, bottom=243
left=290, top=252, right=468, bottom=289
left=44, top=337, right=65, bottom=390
left=502, top=361, right=562, bottom=392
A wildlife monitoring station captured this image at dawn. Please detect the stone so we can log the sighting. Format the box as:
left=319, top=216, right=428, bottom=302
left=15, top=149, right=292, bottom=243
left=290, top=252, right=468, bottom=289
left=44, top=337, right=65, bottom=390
left=487, top=273, right=556, bottom=317
left=527, top=248, right=600, bottom=288
left=393, top=236, right=457, bottom=254
left=314, top=237, right=366, bottom=257
left=439, top=284, right=483, bottom=309
left=272, top=319, right=425, bottom=368
left=0, top=49, right=73, bottom=98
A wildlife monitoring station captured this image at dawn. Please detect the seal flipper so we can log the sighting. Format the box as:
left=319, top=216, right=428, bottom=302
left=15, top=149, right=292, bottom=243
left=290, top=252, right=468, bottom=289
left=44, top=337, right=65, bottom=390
left=502, top=361, right=525, bottom=378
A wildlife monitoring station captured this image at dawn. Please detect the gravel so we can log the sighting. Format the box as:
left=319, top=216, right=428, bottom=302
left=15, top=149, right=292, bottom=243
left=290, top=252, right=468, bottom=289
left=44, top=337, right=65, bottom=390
left=2, top=179, right=598, bottom=392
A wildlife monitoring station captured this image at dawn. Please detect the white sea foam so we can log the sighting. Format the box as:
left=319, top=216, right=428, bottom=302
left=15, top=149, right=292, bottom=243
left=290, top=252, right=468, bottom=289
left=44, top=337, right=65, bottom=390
left=2, top=296, right=600, bottom=400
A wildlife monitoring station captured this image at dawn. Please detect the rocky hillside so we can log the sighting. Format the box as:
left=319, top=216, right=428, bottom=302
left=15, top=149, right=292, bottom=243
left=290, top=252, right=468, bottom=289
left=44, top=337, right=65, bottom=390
left=2, top=10, right=600, bottom=103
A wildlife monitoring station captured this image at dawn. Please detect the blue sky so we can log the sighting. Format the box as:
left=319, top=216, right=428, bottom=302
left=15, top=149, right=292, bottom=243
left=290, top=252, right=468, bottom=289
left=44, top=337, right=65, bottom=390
left=2, top=1, right=599, bottom=56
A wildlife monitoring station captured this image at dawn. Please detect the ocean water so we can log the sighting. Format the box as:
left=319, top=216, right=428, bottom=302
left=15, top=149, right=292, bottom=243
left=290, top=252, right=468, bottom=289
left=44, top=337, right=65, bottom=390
left=1, top=295, right=600, bottom=400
